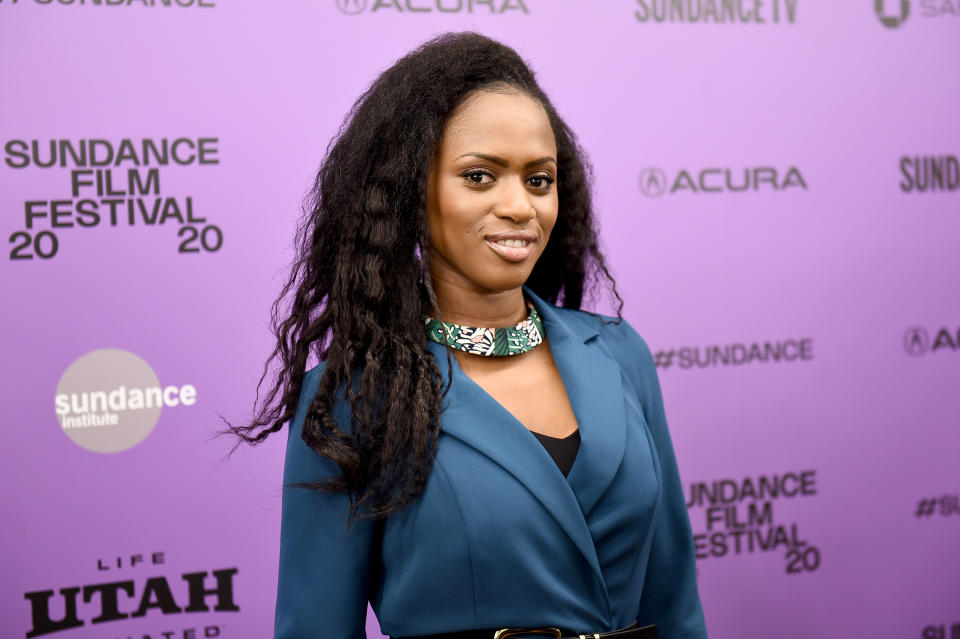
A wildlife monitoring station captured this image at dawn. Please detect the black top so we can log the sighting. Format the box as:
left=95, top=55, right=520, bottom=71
left=531, top=428, right=580, bottom=477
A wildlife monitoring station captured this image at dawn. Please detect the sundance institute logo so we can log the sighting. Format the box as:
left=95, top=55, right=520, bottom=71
left=876, top=0, right=910, bottom=28
left=336, top=0, right=529, bottom=13
left=55, top=348, right=197, bottom=453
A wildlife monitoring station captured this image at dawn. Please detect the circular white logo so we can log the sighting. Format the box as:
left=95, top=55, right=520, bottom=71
left=55, top=348, right=196, bottom=453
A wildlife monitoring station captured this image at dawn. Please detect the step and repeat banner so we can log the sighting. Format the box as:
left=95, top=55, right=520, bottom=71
left=1, top=2, right=957, bottom=638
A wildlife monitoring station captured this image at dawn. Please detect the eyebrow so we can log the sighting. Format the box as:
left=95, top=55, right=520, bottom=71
left=455, top=152, right=557, bottom=169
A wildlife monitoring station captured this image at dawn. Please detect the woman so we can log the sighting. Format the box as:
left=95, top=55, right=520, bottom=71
left=233, top=31, right=708, bottom=639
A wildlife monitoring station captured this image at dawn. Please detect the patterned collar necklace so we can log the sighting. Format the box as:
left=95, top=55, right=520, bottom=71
left=424, top=302, right=546, bottom=357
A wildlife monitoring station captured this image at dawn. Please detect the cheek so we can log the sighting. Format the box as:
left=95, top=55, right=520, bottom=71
left=433, top=183, right=484, bottom=240
left=540, top=203, right=560, bottom=240
left=428, top=185, right=456, bottom=242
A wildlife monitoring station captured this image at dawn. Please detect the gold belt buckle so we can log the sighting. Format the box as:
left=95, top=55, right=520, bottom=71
left=493, top=628, right=563, bottom=639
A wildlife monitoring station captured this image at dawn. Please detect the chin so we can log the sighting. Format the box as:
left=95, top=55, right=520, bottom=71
left=475, top=271, right=534, bottom=294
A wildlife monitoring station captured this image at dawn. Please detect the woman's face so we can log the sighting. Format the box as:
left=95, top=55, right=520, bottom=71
left=427, top=89, right=559, bottom=297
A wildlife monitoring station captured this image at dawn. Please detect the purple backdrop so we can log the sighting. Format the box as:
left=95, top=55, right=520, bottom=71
left=2, top=1, right=959, bottom=638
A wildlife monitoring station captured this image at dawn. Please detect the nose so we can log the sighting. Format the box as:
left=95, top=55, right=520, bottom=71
left=494, top=176, right=537, bottom=223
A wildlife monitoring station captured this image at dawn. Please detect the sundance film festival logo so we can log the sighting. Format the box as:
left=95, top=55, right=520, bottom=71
left=336, top=0, right=529, bottom=13
left=635, top=0, right=798, bottom=24
left=903, top=326, right=960, bottom=356
left=638, top=166, right=807, bottom=196
left=875, top=0, right=960, bottom=28
left=55, top=348, right=197, bottom=453
left=687, top=469, right=821, bottom=574
left=5, top=137, right=222, bottom=260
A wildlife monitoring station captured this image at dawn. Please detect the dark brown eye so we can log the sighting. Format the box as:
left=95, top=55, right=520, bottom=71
left=527, top=174, right=555, bottom=190
left=463, top=170, right=494, bottom=185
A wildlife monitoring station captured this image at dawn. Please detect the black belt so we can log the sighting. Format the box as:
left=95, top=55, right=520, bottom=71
left=394, top=620, right=658, bottom=639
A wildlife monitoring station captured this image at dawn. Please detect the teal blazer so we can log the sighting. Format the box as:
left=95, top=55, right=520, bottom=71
left=275, top=289, right=708, bottom=638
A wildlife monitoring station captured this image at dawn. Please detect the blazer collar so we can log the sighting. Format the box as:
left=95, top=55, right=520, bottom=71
left=522, top=286, right=599, bottom=344
left=425, top=287, right=627, bottom=618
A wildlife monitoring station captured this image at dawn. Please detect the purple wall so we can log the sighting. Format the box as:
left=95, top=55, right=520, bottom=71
left=2, top=1, right=958, bottom=638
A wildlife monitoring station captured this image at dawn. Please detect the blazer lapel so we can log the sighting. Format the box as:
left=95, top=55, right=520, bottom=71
left=525, top=289, right=628, bottom=521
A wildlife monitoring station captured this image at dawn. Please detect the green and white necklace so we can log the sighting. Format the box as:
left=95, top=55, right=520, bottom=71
left=424, top=303, right=545, bottom=357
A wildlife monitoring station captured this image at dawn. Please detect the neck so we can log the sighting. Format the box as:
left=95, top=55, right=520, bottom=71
left=430, top=276, right=528, bottom=328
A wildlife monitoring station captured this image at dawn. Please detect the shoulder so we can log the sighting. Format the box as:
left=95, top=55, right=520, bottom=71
left=289, top=362, right=323, bottom=437
left=552, top=305, right=661, bottom=406
left=298, top=361, right=326, bottom=412
left=302, top=361, right=326, bottom=394
left=598, top=314, right=658, bottom=392
left=552, top=306, right=656, bottom=372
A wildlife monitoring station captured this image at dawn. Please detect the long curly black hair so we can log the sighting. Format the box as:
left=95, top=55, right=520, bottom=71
left=227, top=31, right=621, bottom=528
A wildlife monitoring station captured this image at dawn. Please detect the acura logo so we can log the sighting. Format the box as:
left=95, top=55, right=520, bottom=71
left=638, top=167, right=667, bottom=197
left=875, top=0, right=909, bottom=28
left=336, top=0, right=367, bottom=14
left=903, top=326, right=929, bottom=356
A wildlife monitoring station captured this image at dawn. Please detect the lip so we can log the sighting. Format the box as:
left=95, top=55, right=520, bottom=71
left=484, top=231, right=538, bottom=263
